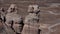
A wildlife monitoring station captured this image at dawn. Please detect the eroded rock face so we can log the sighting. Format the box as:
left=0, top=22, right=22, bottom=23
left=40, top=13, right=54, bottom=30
left=28, top=5, right=40, bottom=14
left=22, top=13, right=39, bottom=34
left=24, top=5, right=40, bottom=24
left=24, top=13, right=39, bottom=24
left=0, top=18, right=16, bottom=34
left=0, top=8, right=7, bottom=22
left=7, top=4, right=17, bottom=13
left=22, top=5, right=40, bottom=34
left=6, top=4, right=23, bottom=34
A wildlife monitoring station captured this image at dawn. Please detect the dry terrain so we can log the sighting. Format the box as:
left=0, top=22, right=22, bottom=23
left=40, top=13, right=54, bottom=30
left=0, top=0, right=60, bottom=34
